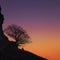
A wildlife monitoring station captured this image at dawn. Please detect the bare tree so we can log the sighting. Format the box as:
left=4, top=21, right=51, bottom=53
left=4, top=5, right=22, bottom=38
left=4, top=24, right=30, bottom=45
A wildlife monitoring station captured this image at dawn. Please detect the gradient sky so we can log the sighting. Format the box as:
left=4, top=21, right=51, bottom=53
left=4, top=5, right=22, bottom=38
left=0, top=0, right=60, bottom=60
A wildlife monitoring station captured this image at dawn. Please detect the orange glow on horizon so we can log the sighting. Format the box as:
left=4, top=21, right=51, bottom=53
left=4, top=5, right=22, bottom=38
left=4, top=21, right=60, bottom=60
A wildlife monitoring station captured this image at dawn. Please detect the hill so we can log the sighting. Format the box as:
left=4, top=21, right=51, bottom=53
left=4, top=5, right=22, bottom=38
left=0, top=42, right=47, bottom=60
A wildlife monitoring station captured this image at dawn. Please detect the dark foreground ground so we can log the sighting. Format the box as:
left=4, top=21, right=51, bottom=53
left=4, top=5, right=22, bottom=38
left=0, top=42, right=47, bottom=60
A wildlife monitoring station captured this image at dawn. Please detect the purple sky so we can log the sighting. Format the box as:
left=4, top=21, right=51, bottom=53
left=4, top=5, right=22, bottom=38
left=0, top=0, right=60, bottom=27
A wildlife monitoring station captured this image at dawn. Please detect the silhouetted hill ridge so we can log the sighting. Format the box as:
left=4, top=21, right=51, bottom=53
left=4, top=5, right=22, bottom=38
left=0, top=41, right=47, bottom=60
left=19, top=49, right=47, bottom=60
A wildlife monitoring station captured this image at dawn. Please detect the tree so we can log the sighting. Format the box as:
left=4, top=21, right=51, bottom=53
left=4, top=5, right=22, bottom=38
left=4, top=24, right=30, bottom=46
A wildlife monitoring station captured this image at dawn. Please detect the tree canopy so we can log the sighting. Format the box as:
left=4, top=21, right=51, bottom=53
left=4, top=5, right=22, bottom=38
left=4, top=24, right=30, bottom=46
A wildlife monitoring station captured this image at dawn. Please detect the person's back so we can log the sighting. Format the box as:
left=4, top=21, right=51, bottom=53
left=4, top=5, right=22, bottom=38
left=0, top=14, right=5, bottom=39
left=0, top=6, right=4, bottom=37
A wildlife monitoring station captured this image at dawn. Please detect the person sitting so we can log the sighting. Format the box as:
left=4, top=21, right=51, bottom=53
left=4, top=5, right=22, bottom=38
left=0, top=6, right=9, bottom=51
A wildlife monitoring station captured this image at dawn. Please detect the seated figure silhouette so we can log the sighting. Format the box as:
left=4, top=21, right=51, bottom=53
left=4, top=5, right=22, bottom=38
left=0, top=6, right=9, bottom=51
left=0, top=6, right=4, bottom=35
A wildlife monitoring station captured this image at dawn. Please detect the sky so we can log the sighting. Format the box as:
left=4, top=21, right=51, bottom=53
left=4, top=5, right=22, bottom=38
left=0, top=0, right=60, bottom=60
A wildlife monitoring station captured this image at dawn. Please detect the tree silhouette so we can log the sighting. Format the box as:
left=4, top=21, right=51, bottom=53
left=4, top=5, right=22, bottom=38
left=4, top=24, right=30, bottom=46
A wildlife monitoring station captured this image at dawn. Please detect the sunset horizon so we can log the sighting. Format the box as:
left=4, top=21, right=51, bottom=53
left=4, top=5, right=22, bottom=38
left=0, top=0, right=60, bottom=60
